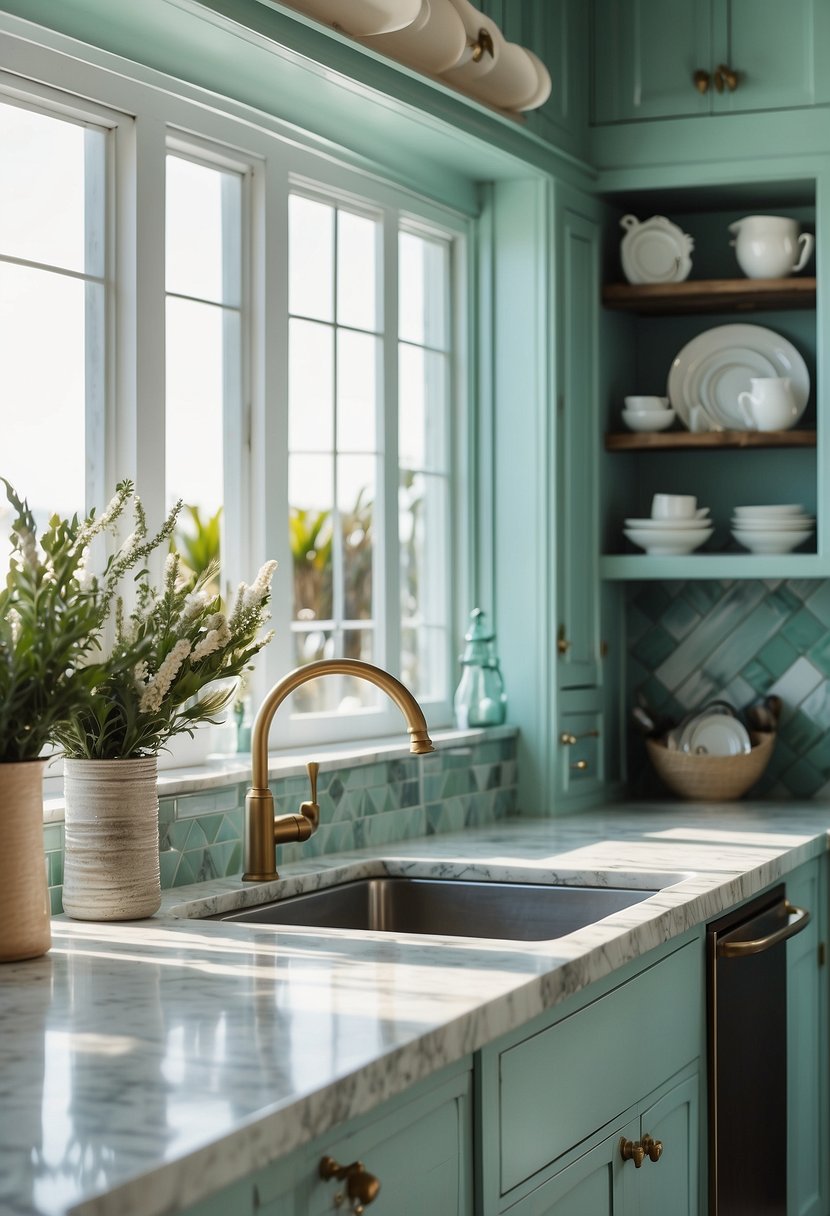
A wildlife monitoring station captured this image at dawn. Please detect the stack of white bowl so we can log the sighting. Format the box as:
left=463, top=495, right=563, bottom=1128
left=731, top=505, right=814, bottom=554
left=624, top=494, right=713, bottom=556
left=622, top=395, right=676, bottom=433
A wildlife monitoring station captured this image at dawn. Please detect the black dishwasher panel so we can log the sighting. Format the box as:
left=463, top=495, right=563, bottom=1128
left=707, top=885, right=811, bottom=1216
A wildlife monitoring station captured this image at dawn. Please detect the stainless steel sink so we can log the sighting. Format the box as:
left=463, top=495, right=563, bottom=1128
left=210, top=877, right=662, bottom=941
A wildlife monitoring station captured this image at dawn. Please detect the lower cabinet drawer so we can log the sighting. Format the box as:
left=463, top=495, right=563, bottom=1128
left=309, top=1068, right=471, bottom=1215
left=498, top=941, right=699, bottom=1195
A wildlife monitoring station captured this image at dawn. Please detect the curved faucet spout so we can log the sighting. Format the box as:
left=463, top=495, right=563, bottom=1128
left=243, top=659, right=434, bottom=882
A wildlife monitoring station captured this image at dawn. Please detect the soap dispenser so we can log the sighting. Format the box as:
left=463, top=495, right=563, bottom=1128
left=453, top=608, right=507, bottom=729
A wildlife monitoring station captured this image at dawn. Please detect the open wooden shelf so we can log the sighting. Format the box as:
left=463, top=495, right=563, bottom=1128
left=605, top=428, right=816, bottom=452
left=602, top=277, right=816, bottom=315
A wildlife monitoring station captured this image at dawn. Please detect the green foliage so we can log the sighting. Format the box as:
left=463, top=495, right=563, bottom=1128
left=54, top=497, right=277, bottom=759
left=172, top=504, right=222, bottom=595
left=0, top=479, right=129, bottom=762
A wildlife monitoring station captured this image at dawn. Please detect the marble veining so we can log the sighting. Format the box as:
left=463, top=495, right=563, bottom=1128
left=3, top=802, right=830, bottom=1216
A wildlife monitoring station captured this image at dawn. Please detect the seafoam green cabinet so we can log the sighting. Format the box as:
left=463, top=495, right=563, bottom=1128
left=481, top=0, right=589, bottom=159
left=554, top=187, right=602, bottom=692
left=592, top=0, right=830, bottom=124
left=477, top=934, right=704, bottom=1215
left=179, top=1062, right=472, bottom=1216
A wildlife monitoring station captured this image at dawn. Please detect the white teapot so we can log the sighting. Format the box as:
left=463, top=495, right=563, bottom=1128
left=729, top=215, right=814, bottom=279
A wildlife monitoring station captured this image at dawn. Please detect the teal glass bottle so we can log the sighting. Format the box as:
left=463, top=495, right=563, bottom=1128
left=453, top=609, right=507, bottom=728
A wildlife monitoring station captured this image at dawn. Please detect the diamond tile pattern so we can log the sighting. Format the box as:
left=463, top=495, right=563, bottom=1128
left=46, top=736, right=518, bottom=912
left=628, top=579, right=830, bottom=799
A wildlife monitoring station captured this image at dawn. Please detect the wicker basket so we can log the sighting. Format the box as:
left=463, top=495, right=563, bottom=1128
left=645, top=730, right=775, bottom=802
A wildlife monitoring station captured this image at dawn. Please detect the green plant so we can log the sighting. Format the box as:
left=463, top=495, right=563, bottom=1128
left=0, top=479, right=130, bottom=763
left=172, top=504, right=222, bottom=595
left=51, top=489, right=277, bottom=760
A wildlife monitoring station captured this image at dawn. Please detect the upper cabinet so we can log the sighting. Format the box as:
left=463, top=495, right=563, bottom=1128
left=481, top=0, right=590, bottom=159
left=592, top=0, right=830, bottom=125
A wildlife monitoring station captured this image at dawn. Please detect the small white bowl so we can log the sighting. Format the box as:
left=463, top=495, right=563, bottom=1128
left=732, top=527, right=813, bottom=554
left=730, top=516, right=812, bottom=532
left=624, top=395, right=670, bottom=411
left=733, top=504, right=803, bottom=517
left=624, top=526, right=713, bottom=555
left=622, top=409, right=676, bottom=433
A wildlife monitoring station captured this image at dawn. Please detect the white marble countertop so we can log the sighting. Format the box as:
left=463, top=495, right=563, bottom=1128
left=3, top=801, right=830, bottom=1216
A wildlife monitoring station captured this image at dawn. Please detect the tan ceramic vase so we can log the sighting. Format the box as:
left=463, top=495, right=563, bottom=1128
left=63, top=757, right=161, bottom=921
left=0, top=760, right=51, bottom=962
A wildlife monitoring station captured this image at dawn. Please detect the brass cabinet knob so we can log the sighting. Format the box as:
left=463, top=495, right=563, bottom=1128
left=571, top=759, right=589, bottom=771
left=693, top=68, right=711, bottom=93
left=557, top=627, right=571, bottom=655
left=714, top=63, right=739, bottom=92
left=642, top=1134, right=663, bottom=1163
left=619, top=1137, right=646, bottom=1168
left=560, top=730, right=600, bottom=745
left=319, top=1156, right=381, bottom=1213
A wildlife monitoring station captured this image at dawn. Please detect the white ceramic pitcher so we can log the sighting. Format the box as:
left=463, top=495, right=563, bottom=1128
left=729, top=215, right=814, bottom=279
left=737, top=376, right=798, bottom=431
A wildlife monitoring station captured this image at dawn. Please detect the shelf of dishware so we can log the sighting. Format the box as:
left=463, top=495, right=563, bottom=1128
left=601, top=277, right=816, bottom=315
left=600, top=553, right=823, bottom=581
left=605, top=429, right=817, bottom=452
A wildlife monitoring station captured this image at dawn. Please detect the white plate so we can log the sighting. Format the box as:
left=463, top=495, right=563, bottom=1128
left=667, top=324, right=810, bottom=430
left=732, top=527, right=813, bottom=554
left=620, top=215, right=693, bottom=285
left=624, top=517, right=711, bottom=530
left=624, top=526, right=713, bottom=555
left=682, top=713, right=751, bottom=757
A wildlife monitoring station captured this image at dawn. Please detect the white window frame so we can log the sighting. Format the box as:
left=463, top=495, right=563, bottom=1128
left=0, top=25, right=471, bottom=765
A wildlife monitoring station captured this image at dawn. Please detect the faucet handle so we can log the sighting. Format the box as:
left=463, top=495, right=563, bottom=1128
left=300, top=761, right=320, bottom=830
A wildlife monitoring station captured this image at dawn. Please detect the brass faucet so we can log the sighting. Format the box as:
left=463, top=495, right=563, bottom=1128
left=243, top=658, right=434, bottom=882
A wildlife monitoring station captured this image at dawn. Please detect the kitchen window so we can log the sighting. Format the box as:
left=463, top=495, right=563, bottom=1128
left=0, top=47, right=467, bottom=761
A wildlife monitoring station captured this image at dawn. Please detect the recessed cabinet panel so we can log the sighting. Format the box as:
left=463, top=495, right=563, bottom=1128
left=638, top=1074, right=698, bottom=1216
left=557, top=199, right=601, bottom=687
left=498, top=942, right=699, bottom=1194
left=515, top=1121, right=637, bottom=1216
left=592, top=0, right=712, bottom=123
left=723, top=0, right=830, bottom=113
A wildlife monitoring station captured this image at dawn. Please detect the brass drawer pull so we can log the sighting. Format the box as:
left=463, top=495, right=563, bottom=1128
left=560, top=730, right=600, bottom=746
left=319, top=1156, right=380, bottom=1213
left=642, top=1134, right=663, bottom=1163
left=619, top=1137, right=645, bottom=1167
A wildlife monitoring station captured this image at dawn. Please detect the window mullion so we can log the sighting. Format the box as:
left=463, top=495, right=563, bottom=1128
left=129, top=113, right=167, bottom=529
left=381, top=208, right=400, bottom=677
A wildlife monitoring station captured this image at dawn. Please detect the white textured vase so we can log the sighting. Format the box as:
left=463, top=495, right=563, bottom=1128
left=63, top=757, right=161, bottom=921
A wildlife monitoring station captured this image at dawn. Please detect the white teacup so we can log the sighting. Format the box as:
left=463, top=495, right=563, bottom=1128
left=625, top=395, right=670, bottom=411
left=652, top=493, right=697, bottom=520
left=737, top=377, right=797, bottom=431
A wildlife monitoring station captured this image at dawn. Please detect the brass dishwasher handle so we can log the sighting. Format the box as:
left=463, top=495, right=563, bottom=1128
left=716, top=901, right=811, bottom=958
left=319, top=1156, right=380, bottom=1213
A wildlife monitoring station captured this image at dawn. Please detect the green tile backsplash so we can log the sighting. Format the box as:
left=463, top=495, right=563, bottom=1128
left=46, top=735, right=518, bottom=913
left=627, top=579, right=830, bottom=798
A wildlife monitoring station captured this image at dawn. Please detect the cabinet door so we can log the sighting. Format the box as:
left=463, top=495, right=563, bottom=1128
left=716, top=0, right=830, bottom=113
left=509, top=1120, right=638, bottom=1216
left=489, top=0, right=589, bottom=156
left=555, top=192, right=601, bottom=690
left=787, top=858, right=828, bottom=1216
left=591, top=0, right=712, bottom=124
left=309, top=1071, right=471, bottom=1216
left=556, top=695, right=604, bottom=802
left=638, top=1073, right=699, bottom=1216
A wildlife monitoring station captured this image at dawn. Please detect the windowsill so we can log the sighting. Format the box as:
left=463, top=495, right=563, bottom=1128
left=42, top=724, right=518, bottom=823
